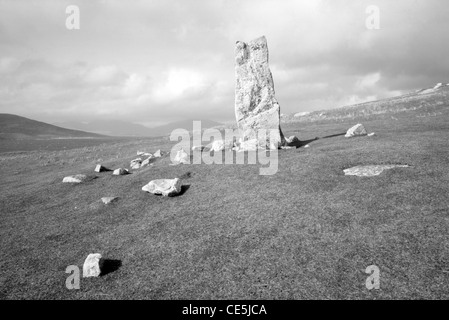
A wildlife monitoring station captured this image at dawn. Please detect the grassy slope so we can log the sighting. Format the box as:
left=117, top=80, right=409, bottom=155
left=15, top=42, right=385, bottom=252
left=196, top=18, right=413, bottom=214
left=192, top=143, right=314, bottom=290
left=0, top=113, right=105, bottom=139
left=0, top=98, right=448, bottom=300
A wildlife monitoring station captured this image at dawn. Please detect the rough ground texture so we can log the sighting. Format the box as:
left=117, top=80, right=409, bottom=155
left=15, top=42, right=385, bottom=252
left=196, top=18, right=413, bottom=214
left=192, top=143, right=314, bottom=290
left=235, top=36, right=285, bottom=149
left=0, top=89, right=448, bottom=299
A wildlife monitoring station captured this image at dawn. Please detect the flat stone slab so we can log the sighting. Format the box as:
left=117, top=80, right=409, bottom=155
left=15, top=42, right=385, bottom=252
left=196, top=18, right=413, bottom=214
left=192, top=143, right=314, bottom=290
left=344, top=165, right=410, bottom=177
left=142, top=178, right=182, bottom=197
left=62, top=174, right=89, bottom=183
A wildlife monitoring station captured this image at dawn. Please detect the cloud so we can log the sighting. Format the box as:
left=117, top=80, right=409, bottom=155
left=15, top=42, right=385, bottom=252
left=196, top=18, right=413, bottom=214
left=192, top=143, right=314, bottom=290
left=0, top=0, right=448, bottom=125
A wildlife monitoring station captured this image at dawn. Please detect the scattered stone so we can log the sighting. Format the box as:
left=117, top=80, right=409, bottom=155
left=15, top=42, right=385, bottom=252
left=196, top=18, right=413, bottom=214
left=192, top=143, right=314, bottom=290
left=113, top=168, right=129, bottom=175
left=130, top=158, right=142, bottom=169
left=235, top=36, right=285, bottom=149
left=94, top=164, right=110, bottom=173
left=63, top=174, right=88, bottom=183
left=174, top=149, right=190, bottom=164
left=304, top=145, right=310, bottom=148
left=101, top=197, right=118, bottom=204
left=153, top=150, right=163, bottom=158
left=344, top=165, right=410, bottom=177
left=368, top=132, right=376, bottom=137
left=210, top=140, right=233, bottom=152
left=83, top=253, right=102, bottom=277
left=142, top=178, right=182, bottom=197
left=345, top=124, right=368, bottom=138
left=281, top=146, right=293, bottom=150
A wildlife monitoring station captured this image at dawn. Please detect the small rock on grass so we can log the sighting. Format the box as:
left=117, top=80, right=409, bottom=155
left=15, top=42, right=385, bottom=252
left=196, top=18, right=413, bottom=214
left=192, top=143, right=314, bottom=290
left=94, top=164, right=110, bottom=173
left=174, top=149, right=189, bottom=164
left=345, top=124, right=367, bottom=138
left=63, top=174, right=89, bottom=183
left=83, top=253, right=102, bottom=277
left=192, top=146, right=205, bottom=152
left=142, top=178, right=182, bottom=197
left=113, top=168, right=129, bottom=176
left=101, top=197, right=118, bottom=204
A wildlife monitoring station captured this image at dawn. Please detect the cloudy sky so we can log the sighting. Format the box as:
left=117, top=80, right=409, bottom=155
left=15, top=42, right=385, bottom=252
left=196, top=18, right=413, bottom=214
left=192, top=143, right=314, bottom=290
left=1, top=0, right=448, bottom=127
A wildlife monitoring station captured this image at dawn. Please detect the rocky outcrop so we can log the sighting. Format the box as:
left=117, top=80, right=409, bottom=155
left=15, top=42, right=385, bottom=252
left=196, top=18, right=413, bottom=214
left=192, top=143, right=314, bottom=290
left=235, top=36, right=285, bottom=149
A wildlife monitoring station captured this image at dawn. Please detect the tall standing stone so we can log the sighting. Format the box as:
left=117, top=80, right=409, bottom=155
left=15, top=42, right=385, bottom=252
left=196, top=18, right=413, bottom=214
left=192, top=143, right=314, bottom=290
left=235, top=36, right=285, bottom=149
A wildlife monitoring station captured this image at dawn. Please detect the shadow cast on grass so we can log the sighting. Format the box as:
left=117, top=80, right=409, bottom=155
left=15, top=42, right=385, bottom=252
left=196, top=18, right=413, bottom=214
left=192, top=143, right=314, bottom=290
left=177, top=185, right=190, bottom=196
left=320, top=132, right=347, bottom=139
left=100, top=259, right=122, bottom=276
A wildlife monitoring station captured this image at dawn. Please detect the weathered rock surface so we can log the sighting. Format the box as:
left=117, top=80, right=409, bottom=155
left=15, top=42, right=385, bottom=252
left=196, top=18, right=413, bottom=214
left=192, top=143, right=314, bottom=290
left=101, top=197, right=118, bottom=204
left=345, top=124, right=368, bottom=138
left=63, top=174, right=88, bottom=183
left=235, top=36, right=285, bottom=149
left=83, top=253, right=102, bottom=277
left=174, top=149, right=189, bottom=164
left=113, top=168, right=129, bottom=175
left=142, top=178, right=182, bottom=197
left=94, top=164, right=110, bottom=173
left=344, top=165, right=410, bottom=177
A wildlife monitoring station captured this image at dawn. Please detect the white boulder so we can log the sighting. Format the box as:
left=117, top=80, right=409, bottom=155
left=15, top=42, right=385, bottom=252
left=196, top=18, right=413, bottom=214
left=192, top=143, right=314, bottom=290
left=83, top=253, right=102, bottom=277
left=142, top=178, right=182, bottom=197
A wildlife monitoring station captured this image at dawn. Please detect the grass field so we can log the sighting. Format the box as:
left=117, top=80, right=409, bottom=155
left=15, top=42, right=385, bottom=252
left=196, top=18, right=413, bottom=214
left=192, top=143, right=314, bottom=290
left=1, top=91, right=448, bottom=299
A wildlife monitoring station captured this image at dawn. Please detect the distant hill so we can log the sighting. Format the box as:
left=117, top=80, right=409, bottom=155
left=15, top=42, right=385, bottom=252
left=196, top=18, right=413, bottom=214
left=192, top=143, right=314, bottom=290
left=54, top=119, right=224, bottom=137
left=282, top=82, right=449, bottom=123
left=0, top=114, right=106, bottom=140
left=54, top=119, right=156, bottom=137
